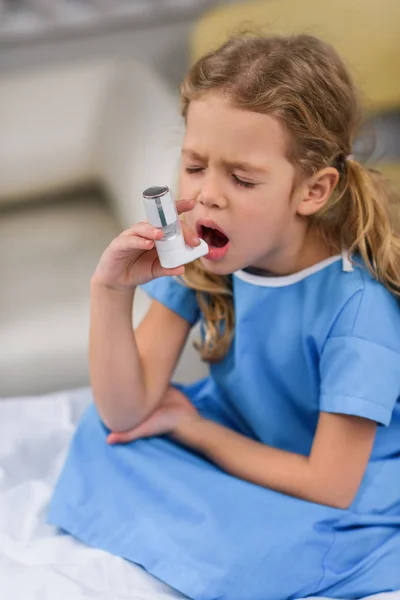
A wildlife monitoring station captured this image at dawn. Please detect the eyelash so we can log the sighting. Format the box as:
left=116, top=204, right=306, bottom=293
left=185, top=167, right=256, bottom=189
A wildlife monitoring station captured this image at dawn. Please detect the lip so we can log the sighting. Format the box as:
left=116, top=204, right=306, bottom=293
left=195, top=218, right=230, bottom=262
left=203, top=243, right=231, bottom=261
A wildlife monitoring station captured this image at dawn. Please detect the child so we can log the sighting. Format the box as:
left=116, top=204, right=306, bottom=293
left=48, top=34, right=400, bottom=600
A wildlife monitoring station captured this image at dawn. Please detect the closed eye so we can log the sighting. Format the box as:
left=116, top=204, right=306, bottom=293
left=185, top=167, right=257, bottom=189
left=232, top=174, right=256, bottom=189
left=185, top=167, right=204, bottom=174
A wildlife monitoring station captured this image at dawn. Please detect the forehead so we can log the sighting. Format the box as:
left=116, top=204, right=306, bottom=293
left=184, top=93, right=288, bottom=161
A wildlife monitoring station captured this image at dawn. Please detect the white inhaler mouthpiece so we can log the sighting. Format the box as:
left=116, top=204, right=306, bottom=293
left=142, top=185, right=208, bottom=269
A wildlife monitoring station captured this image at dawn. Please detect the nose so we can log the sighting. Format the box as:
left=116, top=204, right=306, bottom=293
left=198, top=173, right=227, bottom=210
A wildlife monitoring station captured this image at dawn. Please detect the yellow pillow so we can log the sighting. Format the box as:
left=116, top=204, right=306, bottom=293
left=190, top=0, right=400, bottom=113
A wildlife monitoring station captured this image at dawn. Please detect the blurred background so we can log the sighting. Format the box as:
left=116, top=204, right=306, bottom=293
left=0, top=0, right=399, bottom=397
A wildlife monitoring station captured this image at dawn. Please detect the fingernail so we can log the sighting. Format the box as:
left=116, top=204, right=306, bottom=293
left=192, top=236, right=201, bottom=246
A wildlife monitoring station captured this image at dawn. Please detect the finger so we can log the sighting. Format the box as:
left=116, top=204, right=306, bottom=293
left=176, top=198, right=196, bottom=215
left=121, top=222, right=163, bottom=240
left=113, top=236, right=155, bottom=252
left=107, top=419, right=156, bottom=445
left=159, top=266, right=185, bottom=277
left=151, top=256, right=185, bottom=279
left=181, top=221, right=200, bottom=248
left=107, top=430, right=137, bottom=444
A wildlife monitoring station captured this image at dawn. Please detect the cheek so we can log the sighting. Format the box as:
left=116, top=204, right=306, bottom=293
left=178, top=171, right=200, bottom=200
left=177, top=171, right=186, bottom=197
left=184, top=212, right=196, bottom=230
left=254, top=176, right=294, bottom=222
left=234, top=192, right=291, bottom=240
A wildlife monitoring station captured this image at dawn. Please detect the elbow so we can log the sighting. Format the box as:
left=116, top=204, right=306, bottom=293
left=96, top=404, right=145, bottom=434
left=315, top=487, right=356, bottom=510
left=327, top=496, right=352, bottom=510
left=308, top=465, right=358, bottom=510
left=91, top=387, right=152, bottom=433
left=97, top=411, right=131, bottom=434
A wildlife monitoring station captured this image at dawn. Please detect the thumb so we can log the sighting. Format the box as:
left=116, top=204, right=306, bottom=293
left=107, top=430, right=137, bottom=445
left=152, top=259, right=185, bottom=280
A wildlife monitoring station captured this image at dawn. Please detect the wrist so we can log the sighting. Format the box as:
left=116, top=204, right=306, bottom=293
left=171, top=413, right=208, bottom=446
left=90, top=276, right=136, bottom=313
left=91, top=274, right=136, bottom=296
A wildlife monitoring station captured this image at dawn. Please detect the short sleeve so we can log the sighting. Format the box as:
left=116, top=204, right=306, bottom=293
left=319, top=277, right=400, bottom=426
left=141, top=276, right=200, bottom=326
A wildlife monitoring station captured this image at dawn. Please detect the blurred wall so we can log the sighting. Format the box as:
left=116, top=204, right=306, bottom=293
left=0, top=19, right=193, bottom=88
left=0, top=12, right=209, bottom=397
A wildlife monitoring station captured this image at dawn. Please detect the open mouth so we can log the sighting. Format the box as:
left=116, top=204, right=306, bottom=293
left=196, top=220, right=230, bottom=261
left=199, top=225, right=230, bottom=248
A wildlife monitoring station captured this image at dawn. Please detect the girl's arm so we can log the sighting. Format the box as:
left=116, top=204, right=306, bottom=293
left=90, top=280, right=191, bottom=432
left=173, top=410, right=376, bottom=509
left=89, top=198, right=199, bottom=433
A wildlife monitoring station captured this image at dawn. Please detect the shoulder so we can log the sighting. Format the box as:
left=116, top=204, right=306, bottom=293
left=325, top=260, right=400, bottom=352
left=319, top=261, right=400, bottom=426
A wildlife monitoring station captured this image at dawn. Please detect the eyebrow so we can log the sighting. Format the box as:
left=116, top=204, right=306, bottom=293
left=181, top=148, right=268, bottom=174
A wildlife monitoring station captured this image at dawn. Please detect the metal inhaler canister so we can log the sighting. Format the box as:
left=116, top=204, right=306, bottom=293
left=142, top=185, right=208, bottom=268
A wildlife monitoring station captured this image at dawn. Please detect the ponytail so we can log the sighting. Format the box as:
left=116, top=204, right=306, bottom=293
left=341, top=159, right=400, bottom=297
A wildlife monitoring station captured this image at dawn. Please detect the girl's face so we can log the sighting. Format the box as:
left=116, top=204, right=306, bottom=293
left=179, top=93, right=317, bottom=275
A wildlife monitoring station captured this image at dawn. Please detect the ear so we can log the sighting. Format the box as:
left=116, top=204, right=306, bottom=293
left=297, top=168, right=339, bottom=216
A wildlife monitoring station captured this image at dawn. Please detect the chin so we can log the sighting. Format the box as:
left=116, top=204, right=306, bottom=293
left=199, top=256, right=237, bottom=276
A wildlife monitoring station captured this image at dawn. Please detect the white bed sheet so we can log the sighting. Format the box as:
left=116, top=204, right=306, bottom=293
left=0, top=387, right=399, bottom=600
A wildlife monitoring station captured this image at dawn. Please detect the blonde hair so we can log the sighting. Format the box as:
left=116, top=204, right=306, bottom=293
left=179, top=34, right=400, bottom=362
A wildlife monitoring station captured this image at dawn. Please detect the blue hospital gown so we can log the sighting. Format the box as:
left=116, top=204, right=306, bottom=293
left=48, top=254, right=400, bottom=600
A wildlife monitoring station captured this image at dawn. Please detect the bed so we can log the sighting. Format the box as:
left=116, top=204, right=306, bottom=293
left=1, top=387, right=399, bottom=600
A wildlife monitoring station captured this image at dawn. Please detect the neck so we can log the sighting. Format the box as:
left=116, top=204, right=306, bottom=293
left=250, top=223, right=338, bottom=277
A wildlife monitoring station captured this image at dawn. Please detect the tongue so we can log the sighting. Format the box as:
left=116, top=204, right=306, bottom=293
left=203, top=228, right=228, bottom=248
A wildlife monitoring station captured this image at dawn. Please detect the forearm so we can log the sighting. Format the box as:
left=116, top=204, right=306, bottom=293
left=89, top=278, right=150, bottom=431
left=173, top=418, right=348, bottom=508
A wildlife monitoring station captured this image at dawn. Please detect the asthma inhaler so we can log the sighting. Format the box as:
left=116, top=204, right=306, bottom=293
left=142, top=185, right=208, bottom=269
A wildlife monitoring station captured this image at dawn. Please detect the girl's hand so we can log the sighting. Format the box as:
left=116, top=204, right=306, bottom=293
left=107, top=386, right=200, bottom=445
left=92, top=198, right=199, bottom=291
